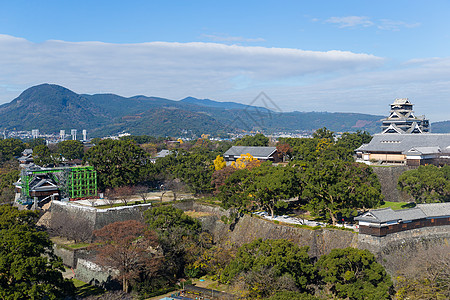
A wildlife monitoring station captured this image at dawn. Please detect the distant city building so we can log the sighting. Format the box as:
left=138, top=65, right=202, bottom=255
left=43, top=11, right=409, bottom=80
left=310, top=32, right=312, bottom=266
left=60, top=130, right=65, bottom=141
left=31, top=129, right=39, bottom=139
left=82, top=129, right=87, bottom=141
left=71, top=129, right=77, bottom=140
left=380, top=98, right=429, bottom=134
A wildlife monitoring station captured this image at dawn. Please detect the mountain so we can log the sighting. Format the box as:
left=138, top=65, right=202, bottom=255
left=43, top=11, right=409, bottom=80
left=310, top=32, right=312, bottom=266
left=0, top=84, right=110, bottom=132
left=0, top=84, right=394, bottom=137
left=431, top=121, right=450, bottom=133
left=180, top=96, right=268, bottom=111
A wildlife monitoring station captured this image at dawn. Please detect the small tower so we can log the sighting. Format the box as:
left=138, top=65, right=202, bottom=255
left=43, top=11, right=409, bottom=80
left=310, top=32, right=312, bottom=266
left=71, top=129, right=77, bottom=140
left=31, top=129, right=39, bottom=139
left=60, top=130, right=65, bottom=141
left=380, top=98, right=429, bottom=134
left=82, top=129, right=87, bottom=141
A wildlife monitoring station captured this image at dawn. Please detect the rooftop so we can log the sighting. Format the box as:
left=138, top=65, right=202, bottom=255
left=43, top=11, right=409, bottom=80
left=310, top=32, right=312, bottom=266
left=224, top=146, right=277, bottom=159
left=356, top=202, right=450, bottom=223
left=356, top=133, right=450, bottom=154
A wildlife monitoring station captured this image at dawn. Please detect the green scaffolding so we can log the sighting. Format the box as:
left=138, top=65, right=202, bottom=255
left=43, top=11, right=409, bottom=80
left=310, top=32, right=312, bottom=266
left=64, top=166, right=97, bottom=199
left=19, top=166, right=97, bottom=204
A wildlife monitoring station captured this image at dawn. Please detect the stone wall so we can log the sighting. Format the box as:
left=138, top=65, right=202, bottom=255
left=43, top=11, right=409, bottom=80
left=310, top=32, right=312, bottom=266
left=53, top=245, right=91, bottom=268
left=358, top=225, right=450, bottom=274
left=50, top=201, right=153, bottom=237
left=175, top=201, right=358, bottom=257
left=371, top=165, right=414, bottom=202
left=75, top=258, right=120, bottom=289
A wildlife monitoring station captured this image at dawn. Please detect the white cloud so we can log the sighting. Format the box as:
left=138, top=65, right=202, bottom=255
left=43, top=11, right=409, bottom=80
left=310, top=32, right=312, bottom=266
left=326, top=16, right=374, bottom=28
left=377, top=19, right=420, bottom=31
left=0, top=34, right=381, bottom=100
left=0, top=34, right=448, bottom=122
left=201, top=34, right=265, bottom=43
left=325, top=16, right=420, bottom=31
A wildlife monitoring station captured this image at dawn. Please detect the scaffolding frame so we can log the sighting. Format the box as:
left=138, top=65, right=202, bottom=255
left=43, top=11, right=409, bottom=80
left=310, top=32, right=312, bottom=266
left=19, top=166, right=97, bottom=204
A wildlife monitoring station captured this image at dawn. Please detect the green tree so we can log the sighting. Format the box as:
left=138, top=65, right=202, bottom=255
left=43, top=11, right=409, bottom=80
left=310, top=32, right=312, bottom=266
left=33, top=144, right=58, bottom=167
left=301, top=160, right=383, bottom=224
left=145, top=205, right=201, bottom=233
left=0, top=160, right=20, bottom=204
left=267, top=291, right=320, bottom=300
left=217, top=168, right=252, bottom=213
left=157, top=149, right=215, bottom=195
left=25, top=137, right=46, bottom=149
left=220, top=239, right=314, bottom=296
left=84, top=139, right=156, bottom=190
left=315, top=247, right=393, bottom=300
left=278, top=138, right=318, bottom=162
left=336, top=130, right=372, bottom=151
left=246, top=164, right=301, bottom=217
left=0, top=138, right=25, bottom=163
left=57, top=140, right=84, bottom=160
left=398, top=165, right=450, bottom=203
left=312, top=127, right=334, bottom=140
left=0, top=206, right=75, bottom=299
left=234, top=133, right=269, bottom=147
left=144, top=206, right=203, bottom=278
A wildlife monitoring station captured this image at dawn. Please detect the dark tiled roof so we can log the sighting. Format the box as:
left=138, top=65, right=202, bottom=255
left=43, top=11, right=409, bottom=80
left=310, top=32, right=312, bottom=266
left=355, top=133, right=450, bottom=153
left=417, top=203, right=450, bottom=217
left=356, top=202, right=450, bottom=223
left=224, top=146, right=277, bottom=159
left=155, top=149, right=172, bottom=158
left=355, top=207, right=426, bottom=223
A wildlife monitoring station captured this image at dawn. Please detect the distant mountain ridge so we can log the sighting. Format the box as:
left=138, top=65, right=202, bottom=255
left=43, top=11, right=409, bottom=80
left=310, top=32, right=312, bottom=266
left=1, top=83, right=444, bottom=137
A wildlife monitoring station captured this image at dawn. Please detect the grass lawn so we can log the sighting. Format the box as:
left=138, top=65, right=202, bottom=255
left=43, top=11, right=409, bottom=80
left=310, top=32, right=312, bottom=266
left=67, top=242, right=91, bottom=249
left=378, top=201, right=416, bottom=210
left=72, top=278, right=105, bottom=298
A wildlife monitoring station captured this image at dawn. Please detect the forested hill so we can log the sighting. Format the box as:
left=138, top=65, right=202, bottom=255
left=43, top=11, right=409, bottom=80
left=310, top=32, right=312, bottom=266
left=3, top=83, right=444, bottom=137
left=431, top=120, right=450, bottom=133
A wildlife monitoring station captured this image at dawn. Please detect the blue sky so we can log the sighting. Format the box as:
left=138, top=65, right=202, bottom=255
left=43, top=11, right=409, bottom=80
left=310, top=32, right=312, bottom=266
left=1, top=0, right=449, bottom=121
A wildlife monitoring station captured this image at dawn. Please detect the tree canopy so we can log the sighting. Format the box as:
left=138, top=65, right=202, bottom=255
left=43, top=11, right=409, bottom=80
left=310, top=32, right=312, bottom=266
left=57, top=140, right=84, bottom=160
left=398, top=165, right=450, bottom=203
left=315, top=247, right=393, bottom=300
left=93, top=220, right=159, bottom=293
left=234, top=133, right=269, bottom=147
left=0, top=138, right=24, bottom=163
left=144, top=206, right=205, bottom=279
left=220, top=238, right=314, bottom=298
left=32, top=144, right=58, bottom=167
left=84, top=139, right=156, bottom=190
left=0, top=206, right=74, bottom=299
left=156, top=149, right=215, bottom=195
left=300, top=159, right=383, bottom=224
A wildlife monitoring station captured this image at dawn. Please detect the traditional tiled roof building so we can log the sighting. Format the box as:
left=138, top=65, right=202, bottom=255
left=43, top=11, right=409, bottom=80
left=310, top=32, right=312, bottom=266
left=355, top=203, right=450, bottom=237
left=223, top=146, right=279, bottom=165
left=356, top=133, right=450, bottom=165
left=380, top=98, right=429, bottom=134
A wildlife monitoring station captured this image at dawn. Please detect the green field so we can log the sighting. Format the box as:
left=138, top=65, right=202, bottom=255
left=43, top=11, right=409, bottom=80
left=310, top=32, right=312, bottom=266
left=72, top=278, right=104, bottom=297
left=378, top=201, right=416, bottom=210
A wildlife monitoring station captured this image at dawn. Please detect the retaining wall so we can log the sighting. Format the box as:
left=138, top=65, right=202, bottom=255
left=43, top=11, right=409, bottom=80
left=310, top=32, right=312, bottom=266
left=174, top=201, right=358, bottom=257
left=371, top=165, right=414, bottom=202
left=75, top=258, right=120, bottom=289
left=53, top=245, right=91, bottom=268
left=50, top=201, right=153, bottom=235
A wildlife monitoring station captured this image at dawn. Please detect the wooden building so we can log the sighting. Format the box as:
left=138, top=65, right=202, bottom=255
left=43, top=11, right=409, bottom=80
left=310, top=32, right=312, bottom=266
left=356, top=133, right=450, bottom=165
left=355, top=203, right=450, bottom=237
